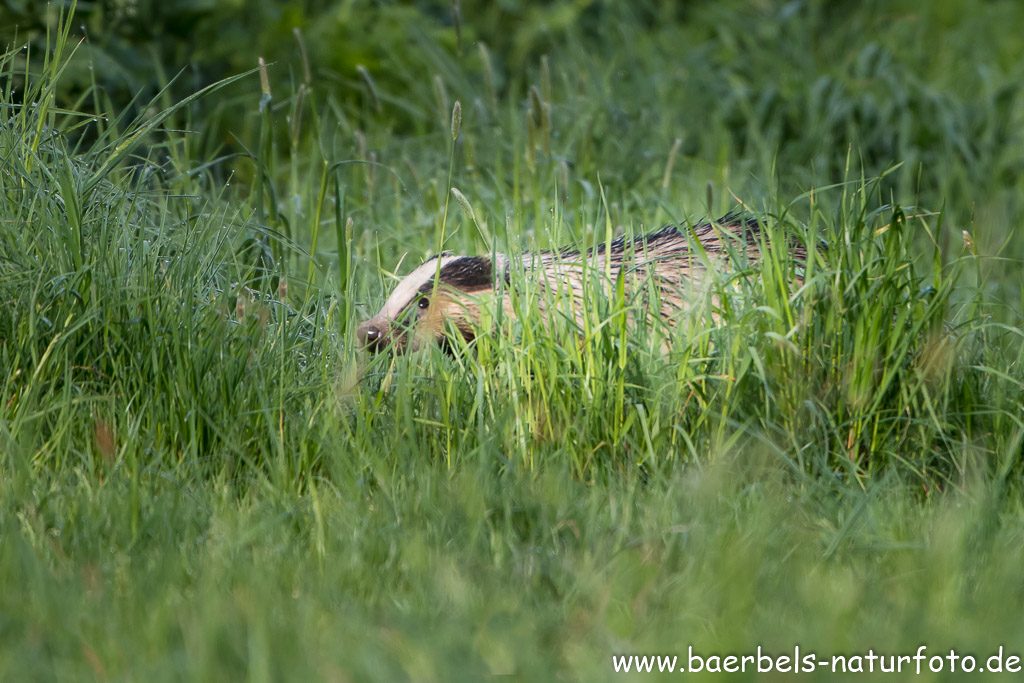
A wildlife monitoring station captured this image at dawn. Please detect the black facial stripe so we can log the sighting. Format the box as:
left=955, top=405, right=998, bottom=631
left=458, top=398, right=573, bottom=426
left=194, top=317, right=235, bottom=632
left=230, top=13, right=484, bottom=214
left=422, top=249, right=454, bottom=264
left=442, top=256, right=494, bottom=289
left=415, top=256, right=494, bottom=294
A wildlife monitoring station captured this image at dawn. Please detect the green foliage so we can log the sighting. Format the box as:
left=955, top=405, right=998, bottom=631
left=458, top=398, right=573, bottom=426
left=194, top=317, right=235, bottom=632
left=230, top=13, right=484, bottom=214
left=4, top=0, right=1023, bottom=222
left=0, top=26, right=331, bottom=481
left=1, top=0, right=1024, bottom=679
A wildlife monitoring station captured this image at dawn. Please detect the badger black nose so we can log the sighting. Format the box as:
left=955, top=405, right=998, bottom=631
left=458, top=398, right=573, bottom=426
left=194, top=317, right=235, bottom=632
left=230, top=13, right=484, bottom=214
left=357, top=322, right=383, bottom=351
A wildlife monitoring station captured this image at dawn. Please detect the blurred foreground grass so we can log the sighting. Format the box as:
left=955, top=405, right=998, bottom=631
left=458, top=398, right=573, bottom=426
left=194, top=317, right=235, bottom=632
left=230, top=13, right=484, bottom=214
left=5, top=454, right=1024, bottom=680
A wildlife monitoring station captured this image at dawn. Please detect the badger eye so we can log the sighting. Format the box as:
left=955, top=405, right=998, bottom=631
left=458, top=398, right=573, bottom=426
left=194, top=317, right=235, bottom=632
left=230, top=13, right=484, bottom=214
left=417, top=297, right=430, bottom=310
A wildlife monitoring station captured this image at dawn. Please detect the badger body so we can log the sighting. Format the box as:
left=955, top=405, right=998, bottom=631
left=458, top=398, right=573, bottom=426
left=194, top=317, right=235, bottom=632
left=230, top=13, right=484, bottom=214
left=358, top=215, right=802, bottom=354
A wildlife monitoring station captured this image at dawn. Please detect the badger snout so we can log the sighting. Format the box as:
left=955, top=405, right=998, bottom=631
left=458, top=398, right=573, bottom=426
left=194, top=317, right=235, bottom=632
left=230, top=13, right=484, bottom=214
left=357, top=319, right=388, bottom=353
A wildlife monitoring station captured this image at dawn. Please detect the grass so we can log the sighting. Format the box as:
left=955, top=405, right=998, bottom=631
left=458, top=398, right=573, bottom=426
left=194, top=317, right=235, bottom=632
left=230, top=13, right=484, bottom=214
left=2, top=1, right=1024, bottom=680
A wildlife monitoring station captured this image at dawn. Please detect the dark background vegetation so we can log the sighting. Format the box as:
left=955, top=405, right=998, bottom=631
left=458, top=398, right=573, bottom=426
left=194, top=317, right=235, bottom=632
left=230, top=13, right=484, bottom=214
left=5, top=0, right=1023, bottom=222
left=7, top=0, right=1023, bottom=321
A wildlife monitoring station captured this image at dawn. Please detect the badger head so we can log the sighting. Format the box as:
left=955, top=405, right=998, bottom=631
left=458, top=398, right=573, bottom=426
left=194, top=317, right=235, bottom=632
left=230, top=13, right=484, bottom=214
left=357, top=252, right=505, bottom=354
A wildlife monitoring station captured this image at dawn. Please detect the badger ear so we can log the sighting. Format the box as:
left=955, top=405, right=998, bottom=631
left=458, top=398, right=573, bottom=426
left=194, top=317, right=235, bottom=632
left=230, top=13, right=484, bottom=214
left=493, top=254, right=511, bottom=285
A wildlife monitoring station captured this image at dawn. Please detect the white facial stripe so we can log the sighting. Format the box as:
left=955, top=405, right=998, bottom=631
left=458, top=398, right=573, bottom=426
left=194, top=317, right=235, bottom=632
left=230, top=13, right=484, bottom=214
left=379, top=254, right=461, bottom=320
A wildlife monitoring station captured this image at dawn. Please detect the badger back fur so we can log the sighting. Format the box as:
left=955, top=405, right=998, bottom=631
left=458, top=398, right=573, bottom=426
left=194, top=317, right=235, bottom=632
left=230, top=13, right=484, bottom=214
left=357, top=215, right=803, bottom=354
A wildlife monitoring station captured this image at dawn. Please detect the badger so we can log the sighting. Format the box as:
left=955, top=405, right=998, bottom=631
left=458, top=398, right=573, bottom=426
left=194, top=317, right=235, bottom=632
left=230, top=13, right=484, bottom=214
left=357, top=215, right=804, bottom=355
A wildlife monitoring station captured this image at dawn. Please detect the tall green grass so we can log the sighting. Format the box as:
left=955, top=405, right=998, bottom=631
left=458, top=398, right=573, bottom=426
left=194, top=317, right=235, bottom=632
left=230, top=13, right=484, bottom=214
left=1, top=2, right=1023, bottom=680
